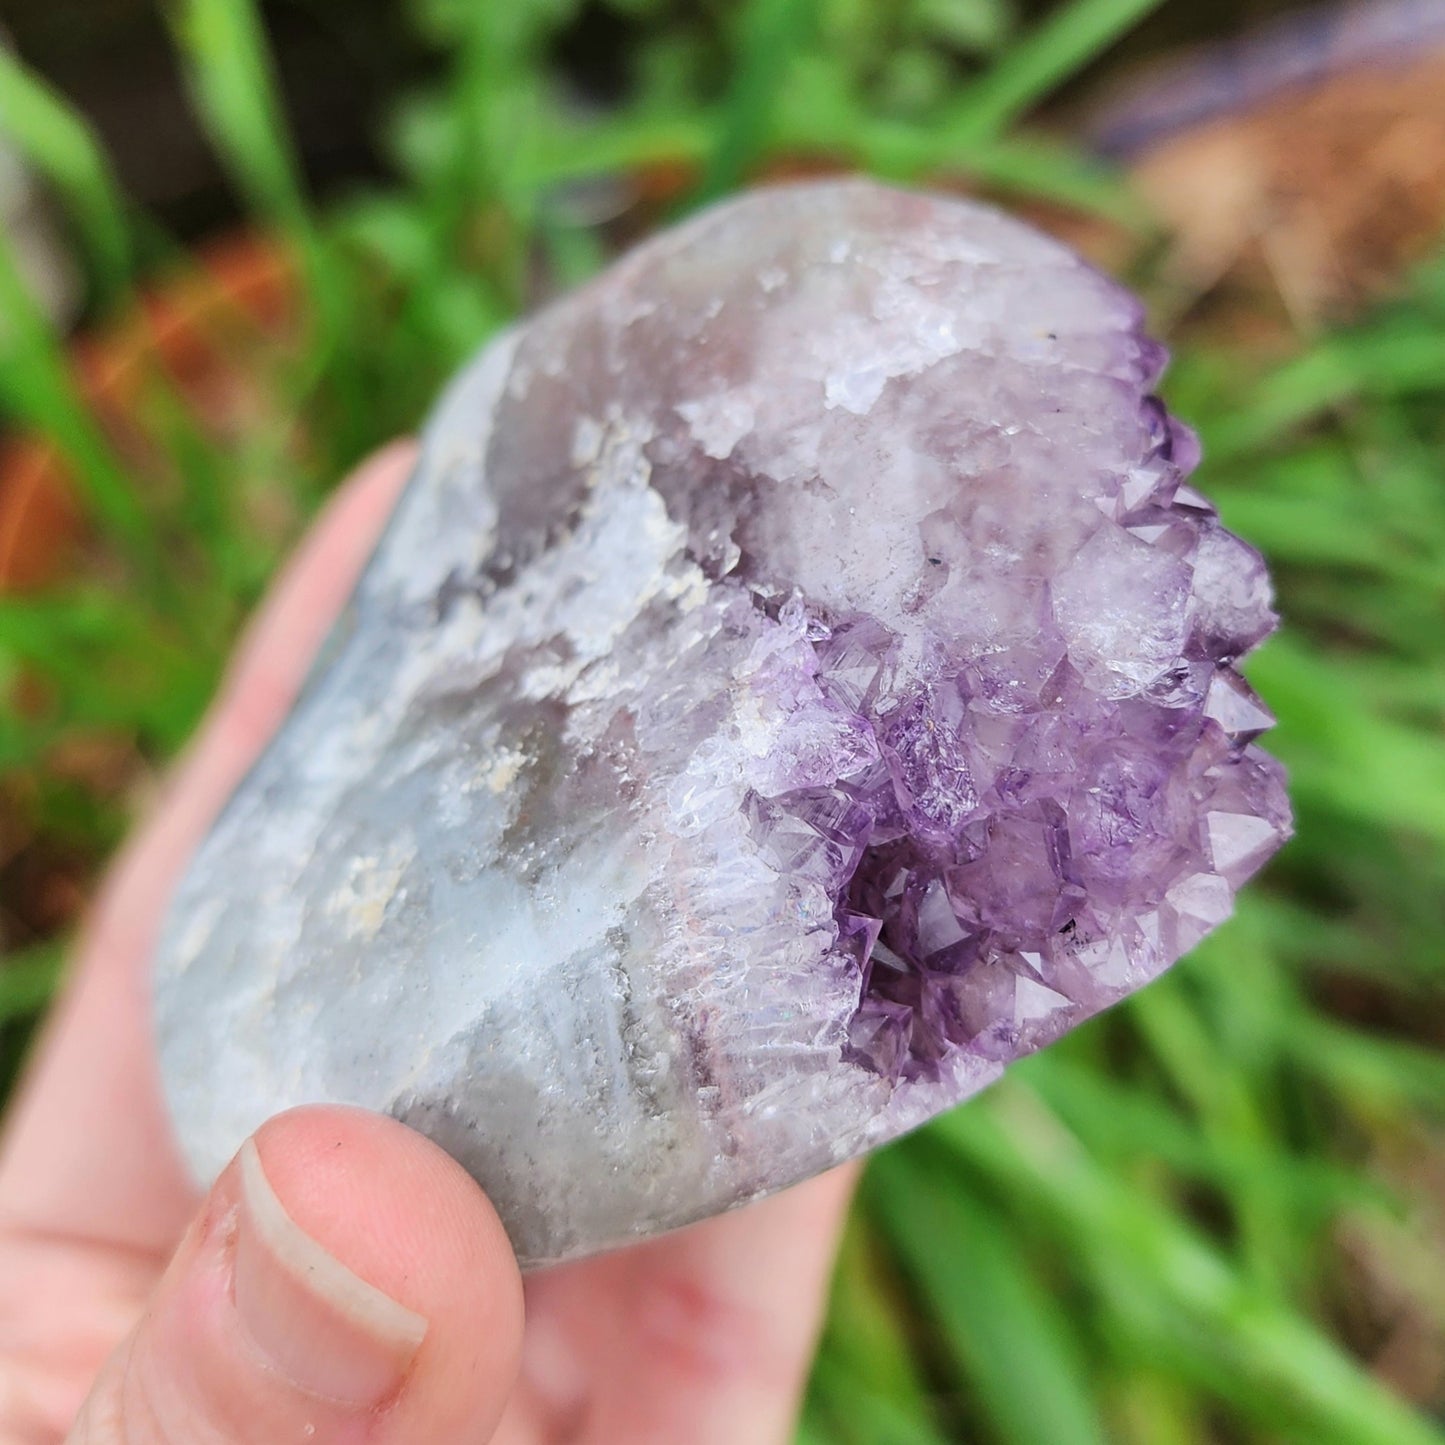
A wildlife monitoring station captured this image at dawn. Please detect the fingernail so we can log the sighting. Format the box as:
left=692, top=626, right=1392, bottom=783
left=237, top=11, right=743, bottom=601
left=233, top=1138, right=428, bottom=1407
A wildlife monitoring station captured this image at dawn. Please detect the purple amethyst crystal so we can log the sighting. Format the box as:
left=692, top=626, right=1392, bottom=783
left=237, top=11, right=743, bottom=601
left=154, top=179, right=1291, bottom=1265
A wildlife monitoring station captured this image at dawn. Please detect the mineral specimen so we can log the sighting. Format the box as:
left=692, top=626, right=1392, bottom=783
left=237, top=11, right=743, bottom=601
left=154, top=179, right=1291, bottom=1266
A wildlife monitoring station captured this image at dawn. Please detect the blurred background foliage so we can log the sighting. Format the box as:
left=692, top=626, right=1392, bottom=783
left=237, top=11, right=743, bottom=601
left=1, top=1, right=1443, bottom=1441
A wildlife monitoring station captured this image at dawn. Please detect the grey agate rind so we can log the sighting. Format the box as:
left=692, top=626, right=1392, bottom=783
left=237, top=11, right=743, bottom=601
left=154, top=180, right=1291, bottom=1266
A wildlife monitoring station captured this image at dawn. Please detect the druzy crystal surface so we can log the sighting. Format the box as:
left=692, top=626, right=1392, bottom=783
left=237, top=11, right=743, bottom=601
left=155, top=180, right=1291, bottom=1265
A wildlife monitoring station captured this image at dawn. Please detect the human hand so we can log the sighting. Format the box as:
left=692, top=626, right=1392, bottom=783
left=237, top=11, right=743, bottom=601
left=0, top=442, right=856, bottom=1444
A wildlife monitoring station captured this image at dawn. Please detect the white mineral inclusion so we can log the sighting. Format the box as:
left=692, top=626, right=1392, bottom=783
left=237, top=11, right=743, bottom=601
left=154, top=180, right=1290, bottom=1266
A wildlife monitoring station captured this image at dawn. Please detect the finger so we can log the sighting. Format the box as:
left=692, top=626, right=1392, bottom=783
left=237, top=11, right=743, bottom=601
left=503, top=1164, right=858, bottom=1445
left=0, top=441, right=416, bottom=1252
left=66, top=1106, right=524, bottom=1445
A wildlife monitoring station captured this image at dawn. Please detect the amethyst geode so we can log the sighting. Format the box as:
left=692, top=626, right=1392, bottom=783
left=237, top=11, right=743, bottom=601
left=154, top=180, right=1291, bottom=1264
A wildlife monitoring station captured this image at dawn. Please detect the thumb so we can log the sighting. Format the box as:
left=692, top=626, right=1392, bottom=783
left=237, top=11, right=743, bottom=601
left=66, top=1107, right=524, bottom=1444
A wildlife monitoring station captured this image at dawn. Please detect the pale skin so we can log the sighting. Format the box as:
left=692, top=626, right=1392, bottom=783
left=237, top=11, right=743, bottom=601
left=0, top=442, right=857, bottom=1445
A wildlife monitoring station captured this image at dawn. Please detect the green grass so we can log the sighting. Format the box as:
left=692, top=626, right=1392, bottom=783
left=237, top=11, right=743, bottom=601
left=2, top=2, right=1443, bottom=1441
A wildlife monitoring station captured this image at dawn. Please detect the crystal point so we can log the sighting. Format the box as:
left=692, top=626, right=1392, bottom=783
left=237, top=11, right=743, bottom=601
left=154, top=180, right=1291, bottom=1265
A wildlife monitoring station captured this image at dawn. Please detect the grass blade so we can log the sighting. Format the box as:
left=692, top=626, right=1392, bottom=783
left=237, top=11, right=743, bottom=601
left=164, top=0, right=311, bottom=233
left=1253, top=638, right=1445, bottom=847
left=163, top=0, right=355, bottom=419
left=807, top=1212, right=952, bottom=1444
left=933, top=1095, right=1445, bottom=1445
left=0, top=943, right=64, bottom=1023
left=948, top=0, right=1169, bottom=143
left=691, top=0, right=820, bottom=205
left=0, top=233, right=157, bottom=572
left=0, top=49, right=132, bottom=299
left=868, top=1148, right=1108, bottom=1445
